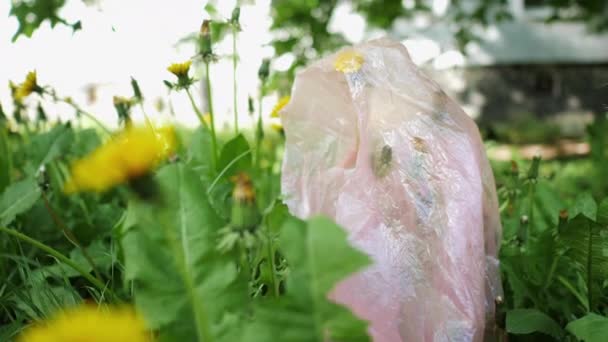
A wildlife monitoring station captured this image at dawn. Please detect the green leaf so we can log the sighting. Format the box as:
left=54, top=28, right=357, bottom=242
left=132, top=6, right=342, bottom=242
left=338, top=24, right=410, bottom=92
left=597, top=198, right=608, bottom=226
left=188, top=126, right=216, bottom=185
left=566, top=313, right=608, bottom=342
left=10, top=0, right=70, bottom=41
left=263, top=200, right=290, bottom=235
left=33, top=239, right=114, bottom=279
left=506, top=309, right=564, bottom=339
left=217, top=134, right=252, bottom=176
left=571, top=193, right=597, bottom=222
left=122, top=163, right=245, bottom=341
left=0, top=178, right=41, bottom=226
left=558, top=213, right=608, bottom=311
left=245, top=216, right=371, bottom=342
left=26, top=123, right=73, bottom=174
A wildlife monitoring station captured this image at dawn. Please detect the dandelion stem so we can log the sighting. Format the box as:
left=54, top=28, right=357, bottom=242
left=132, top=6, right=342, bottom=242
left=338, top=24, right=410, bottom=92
left=266, top=232, right=279, bottom=297
left=46, top=89, right=112, bottom=135
left=0, top=226, right=120, bottom=302
left=139, top=103, right=154, bottom=131
left=185, top=88, right=208, bottom=131
left=232, top=26, right=239, bottom=135
left=255, top=92, right=264, bottom=169
left=0, top=128, right=13, bottom=183
left=41, top=191, right=104, bottom=283
left=204, top=62, right=219, bottom=169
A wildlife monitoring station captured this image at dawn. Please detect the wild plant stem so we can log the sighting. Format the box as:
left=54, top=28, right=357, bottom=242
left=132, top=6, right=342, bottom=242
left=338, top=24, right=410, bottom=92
left=255, top=92, right=264, bottom=169
left=45, top=89, right=111, bottom=135
left=204, top=62, right=219, bottom=169
left=139, top=103, right=154, bottom=131
left=75, top=106, right=112, bottom=135
left=266, top=233, right=279, bottom=296
left=185, top=88, right=208, bottom=130
left=0, top=128, right=13, bottom=183
left=0, top=226, right=119, bottom=302
left=587, top=221, right=593, bottom=311
left=41, top=191, right=103, bottom=283
left=232, top=26, right=239, bottom=135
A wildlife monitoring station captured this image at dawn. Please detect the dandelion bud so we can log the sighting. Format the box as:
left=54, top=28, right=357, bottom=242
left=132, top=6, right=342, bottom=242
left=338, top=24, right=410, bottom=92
left=113, top=96, right=133, bottom=126
left=230, top=173, right=260, bottom=230
left=248, top=95, right=254, bottom=116
left=510, top=160, right=518, bottom=174
left=36, top=103, right=47, bottom=122
left=199, top=20, right=213, bottom=60
left=558, top=209, right=569, bottom=232
left=258, top=59, right=270, bottom=81
left=130, top=77, right=143, bottom=102
left=231, top=7, right=241, bottom=26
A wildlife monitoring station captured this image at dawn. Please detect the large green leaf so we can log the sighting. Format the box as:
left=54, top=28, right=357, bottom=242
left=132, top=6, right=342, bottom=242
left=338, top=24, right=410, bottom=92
left=244, top=216, right=371, bottom=342
left=26, top=123, right=74, bottom=174
left=506, top=308, right=564, bottom=339
left=0, top=178, right=41, bottom=226
left=188, top=126, right=216, bottom=185
left=217, top=134, right=252, bottom=176
left=566, top=313, right=608, bottom=342
left=122, top=163, right=245, bottom=341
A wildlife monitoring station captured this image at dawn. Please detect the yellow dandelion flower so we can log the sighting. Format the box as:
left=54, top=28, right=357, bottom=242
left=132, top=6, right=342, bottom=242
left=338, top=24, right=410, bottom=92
left=15, top=71, right=40, bottom=101
left=334, top=50, right=364, bottom=73
left=270, top=96, right=290, bottom=118
left=167, top=60, right=192, bottom=78
left=18, top=305, right=151, bottom=342
left=64, top=125, right=176, bottom=193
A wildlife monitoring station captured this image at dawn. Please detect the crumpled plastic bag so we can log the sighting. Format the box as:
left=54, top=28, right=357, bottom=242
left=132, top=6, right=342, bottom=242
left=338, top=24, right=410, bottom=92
left=280, top=38, right=502, bottom=342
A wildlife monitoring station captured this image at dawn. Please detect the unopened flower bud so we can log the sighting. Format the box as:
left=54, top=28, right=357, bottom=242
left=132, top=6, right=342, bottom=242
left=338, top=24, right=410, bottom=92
left=258, top=59, right=270, bottom=81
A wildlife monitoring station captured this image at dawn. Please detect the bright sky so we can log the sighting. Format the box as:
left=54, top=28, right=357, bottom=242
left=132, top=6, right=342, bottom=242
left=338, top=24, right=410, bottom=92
left=1, top=0, right=276, bottom=129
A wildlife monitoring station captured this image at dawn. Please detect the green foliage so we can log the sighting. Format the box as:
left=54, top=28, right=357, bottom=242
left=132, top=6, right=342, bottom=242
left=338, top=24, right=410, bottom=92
left=496, top=151, right=608, bottom=340
left=0, top=178, right=41, bottom=227
left=122, top=163, right=244, bottom=341
left=506, top=309, right=565, bottom=339
left=244, top=216, right=371, bottom=341
left=0, top=91, right=372, bottom=341
left=566, top=313, right=608, bottom=342
left=9, top=0, right=81, bottom=41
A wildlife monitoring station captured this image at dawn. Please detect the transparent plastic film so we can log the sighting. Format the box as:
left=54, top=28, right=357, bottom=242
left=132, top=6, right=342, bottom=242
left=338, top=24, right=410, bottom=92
left=280, top=38, right=502, bottom=342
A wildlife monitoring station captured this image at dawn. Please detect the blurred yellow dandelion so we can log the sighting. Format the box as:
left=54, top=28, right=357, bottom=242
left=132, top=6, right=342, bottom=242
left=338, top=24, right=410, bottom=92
left=270, top=96, right=290, bottom=118
left=167, top=60, right=192, bottom=78
left=15, top=71, right=40, bottom=101
left=334, top=50, right=364, bottom=73
left=18, top=305, right=151, bottom=342
left=64, top=125, right=176, bottom=193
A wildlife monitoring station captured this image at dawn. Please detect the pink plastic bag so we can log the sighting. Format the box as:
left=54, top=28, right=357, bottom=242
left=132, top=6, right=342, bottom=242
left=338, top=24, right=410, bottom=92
left=280, top=38, right=502, bottom=341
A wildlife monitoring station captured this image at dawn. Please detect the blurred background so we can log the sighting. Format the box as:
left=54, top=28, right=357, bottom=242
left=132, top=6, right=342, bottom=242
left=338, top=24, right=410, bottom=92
left=2, top=0, right=607, bottom=146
